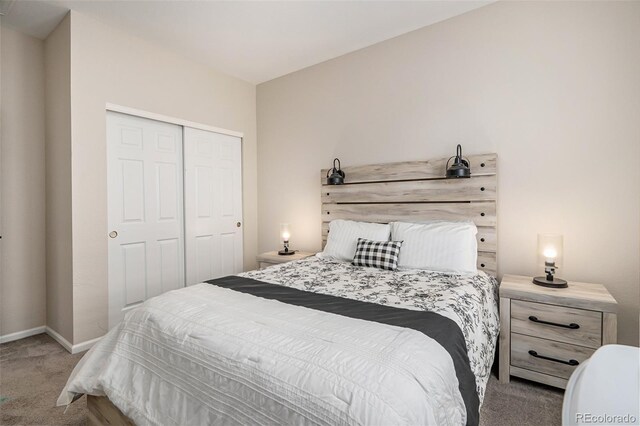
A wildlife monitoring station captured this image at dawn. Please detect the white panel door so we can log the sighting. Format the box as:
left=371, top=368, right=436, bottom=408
left=184, top=127, right=243, bottom=285
left=107, top=112, right=185, bottom=328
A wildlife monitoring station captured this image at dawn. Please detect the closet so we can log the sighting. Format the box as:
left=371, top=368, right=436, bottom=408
left=106, top=112, right=243, bottom=328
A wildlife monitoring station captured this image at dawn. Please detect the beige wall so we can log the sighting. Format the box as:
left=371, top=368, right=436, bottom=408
left=68, top=12, right=258, bottom=344
left=257, top=1, right=640, bottom=345
left=44, top=15, right=74, bottom=343
left=0, top=26, right=47, bottom=337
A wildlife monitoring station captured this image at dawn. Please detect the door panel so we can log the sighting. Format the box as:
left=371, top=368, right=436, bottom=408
left=120, top=126, right=143, bottom=148
left=221, top=233, right=236, bottom=276
left=122, top=160, right=145, bottom=222
left=107, top=112, right=185, bottom=328
left=195, top=235, right=214, bottom=283
left=157, top=162, right=178, bottom=220
left=184, top=127, right=243, bottom=285
left=196, top=166, right=214, bottom=218
left=122, top=242, right=146, bottom=306
left=159, top=238, right=181, bottom=293
left=221, top=167, right=234, bottom=216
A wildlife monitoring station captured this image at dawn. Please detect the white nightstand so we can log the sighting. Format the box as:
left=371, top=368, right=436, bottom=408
left=499, top=274, right=617, bottom=389
left=256, top=251, right=314, bottom=270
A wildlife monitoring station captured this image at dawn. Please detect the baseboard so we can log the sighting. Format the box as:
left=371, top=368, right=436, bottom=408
left=45, top=327, right=103, bottom=354
left=0, top=326, right=47, bottom=344
left=0, top=325, right=102, bottom=354
left=45, top=326, right=73, bottom=352
left=72, top=336, right=102, bottom=354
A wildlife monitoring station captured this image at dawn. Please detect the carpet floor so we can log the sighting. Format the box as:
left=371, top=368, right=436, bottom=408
left=0, top=334, right=564, bottom=425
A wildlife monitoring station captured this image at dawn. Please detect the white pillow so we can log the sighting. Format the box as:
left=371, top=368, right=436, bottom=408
left=321, top=220, right=391, bottom=262
left=391, top=221, right=478, bottom=273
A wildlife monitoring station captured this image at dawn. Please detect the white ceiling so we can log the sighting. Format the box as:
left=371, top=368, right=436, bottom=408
left=1, top=1, right=491, bottom=84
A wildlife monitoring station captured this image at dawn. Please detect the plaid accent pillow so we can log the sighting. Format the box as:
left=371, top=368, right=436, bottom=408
left=352, top=238, right=403, bottom=271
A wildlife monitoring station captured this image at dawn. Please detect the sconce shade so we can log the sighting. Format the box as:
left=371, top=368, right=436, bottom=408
left=446, top=144, right=471, bottom=178
left=326, top=158, right=345, bottom=185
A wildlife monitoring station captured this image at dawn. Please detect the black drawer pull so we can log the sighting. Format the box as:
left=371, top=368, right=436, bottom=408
left=528, top=350, right=579, bottom=366
left=528, top=315, right=580, bottom=329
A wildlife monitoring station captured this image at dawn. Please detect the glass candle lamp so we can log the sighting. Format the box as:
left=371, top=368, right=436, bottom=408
left=278, top=223, right=295, bottom=255
left=533, top=234, right=567, bottom=288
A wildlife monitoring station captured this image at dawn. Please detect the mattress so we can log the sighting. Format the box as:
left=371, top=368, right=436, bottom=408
left=58, top=256, right=499, bottom=426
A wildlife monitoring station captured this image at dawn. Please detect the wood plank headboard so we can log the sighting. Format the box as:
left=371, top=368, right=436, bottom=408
left=320, top=153, right=498, bottom=277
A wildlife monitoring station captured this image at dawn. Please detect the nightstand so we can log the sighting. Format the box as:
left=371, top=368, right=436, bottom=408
left=256, top=251, right=314, bottom=270
left=499, top=274, right=617, bottom=389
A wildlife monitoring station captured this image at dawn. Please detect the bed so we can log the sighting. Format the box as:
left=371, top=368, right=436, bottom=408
left=58, top=153, right=499, bottom=426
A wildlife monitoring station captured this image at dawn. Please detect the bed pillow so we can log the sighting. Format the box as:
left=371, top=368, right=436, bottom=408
left=321, top=220, right=391, bottom=262
left=391, top=221, right=478, bottom=273
left=352, top=238, right=403, bottom=271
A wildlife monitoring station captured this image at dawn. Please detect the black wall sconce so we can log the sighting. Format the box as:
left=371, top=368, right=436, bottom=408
left=326, top=158, right=345, bottom=185
left=446, top=144, right=471, bottom=178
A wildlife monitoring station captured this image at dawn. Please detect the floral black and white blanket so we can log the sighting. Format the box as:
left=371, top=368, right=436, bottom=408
left=241, top=255, right=500, bottom=403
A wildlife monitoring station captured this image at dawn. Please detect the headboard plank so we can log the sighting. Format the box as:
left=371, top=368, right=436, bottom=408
left=478, top=253, right=497, bottom=276
left=321, top=153, right=496, bottom=184
left=321, top=201, right=496, bottom=226
left=320, top=153, right=498, bottom=277
left=321, top=174, right=496, bottom=203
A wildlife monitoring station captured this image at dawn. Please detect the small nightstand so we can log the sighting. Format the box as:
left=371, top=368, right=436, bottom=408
left=499, top=274, right=617, bottom=389
left=256, top=251, right=314, bottom=270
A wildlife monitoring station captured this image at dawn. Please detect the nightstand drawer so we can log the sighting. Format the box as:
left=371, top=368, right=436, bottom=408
left=511, top=300, right=602, bottom=348
left=511, top=334, right=595, bottom=379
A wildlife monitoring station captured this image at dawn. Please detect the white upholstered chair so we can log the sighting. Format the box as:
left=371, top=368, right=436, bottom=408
left=563, top=344, right=639, bottom=426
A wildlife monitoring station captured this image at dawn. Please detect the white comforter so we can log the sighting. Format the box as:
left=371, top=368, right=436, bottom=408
left=58, top=283, right=466, bottom=425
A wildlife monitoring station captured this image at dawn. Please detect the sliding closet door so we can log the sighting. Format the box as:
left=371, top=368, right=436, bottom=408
left=184, top=127, right=243, bottom=285
left=107, top=112, right=185, bottom=328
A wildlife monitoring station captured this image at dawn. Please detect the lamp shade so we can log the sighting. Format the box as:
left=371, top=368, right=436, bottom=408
left=278, top=223, right=295, bottom=255
left=280, top=223, right=290, bottom=242
left=538, top=234, right=563, bottom=269
left=446, top=144, right=471, bottom=178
